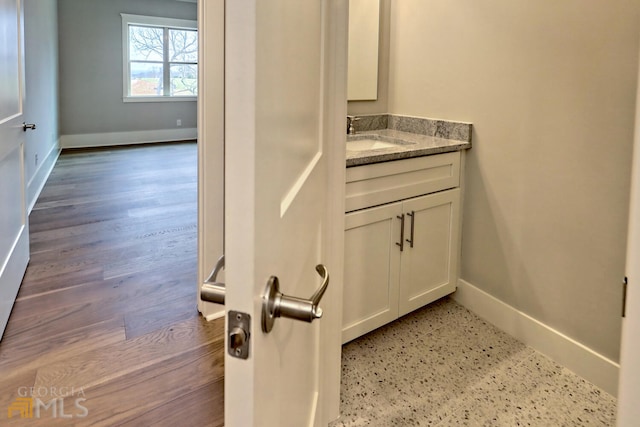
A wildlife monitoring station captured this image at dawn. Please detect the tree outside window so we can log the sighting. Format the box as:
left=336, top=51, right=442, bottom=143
left=122, top=14, right=197, bottom=101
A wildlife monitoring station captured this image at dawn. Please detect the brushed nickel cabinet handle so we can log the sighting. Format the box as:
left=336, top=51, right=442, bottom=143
left=406, top=210, right=415, bottom=248
left=396, top=214, right=405, bottom=252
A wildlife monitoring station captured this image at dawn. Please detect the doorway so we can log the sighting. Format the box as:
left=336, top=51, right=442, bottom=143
left=0, top=1, right=226, bottom=423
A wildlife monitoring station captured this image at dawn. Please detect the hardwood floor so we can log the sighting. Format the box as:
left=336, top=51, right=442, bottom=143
left=0, top=142, right=224, bottom=426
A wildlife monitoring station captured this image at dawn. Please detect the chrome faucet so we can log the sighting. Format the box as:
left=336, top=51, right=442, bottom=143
left=347, top=115, right=360, bottom=135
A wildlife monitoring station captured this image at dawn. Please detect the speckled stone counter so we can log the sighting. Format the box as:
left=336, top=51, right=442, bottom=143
left=346, top=129, right=471, bottom=167
left=346, top=114, right=472, bottom=167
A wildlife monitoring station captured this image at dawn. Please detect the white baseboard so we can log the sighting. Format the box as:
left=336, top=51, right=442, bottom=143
left=60, top=128, right=197, bottom=149
left=204, top=309, right=225, bottom=322
left=198, top=300, right=225, bottom=322
left=453, top=278, right=620, bottom=396
left=27, top=141, right=61, bottom=213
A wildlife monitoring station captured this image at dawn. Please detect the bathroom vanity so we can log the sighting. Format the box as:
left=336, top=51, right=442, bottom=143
left=342, top=125, right=471, bottom=343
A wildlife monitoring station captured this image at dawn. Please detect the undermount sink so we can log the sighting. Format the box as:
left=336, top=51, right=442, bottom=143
left=346, top=139, right=397, bottom=152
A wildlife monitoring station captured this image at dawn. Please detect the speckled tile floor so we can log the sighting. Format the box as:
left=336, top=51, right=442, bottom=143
left=330, top=297, right=617, bottom=426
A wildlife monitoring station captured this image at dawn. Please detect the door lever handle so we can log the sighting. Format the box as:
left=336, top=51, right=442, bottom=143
left=200, top=255, right=226, bottom=305
left=23, top=122, right=36, bottom=131
left=261, top=264, right=329, bottom=333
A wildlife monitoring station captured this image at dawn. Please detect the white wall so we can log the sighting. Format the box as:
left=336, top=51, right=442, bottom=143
left=24, top=0, right=60, bottom=211
left=388, top=0, right=639, bottom=363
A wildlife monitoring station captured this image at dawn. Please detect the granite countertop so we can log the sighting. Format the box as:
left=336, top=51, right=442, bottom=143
left=346, top=129, right=471, bottom=167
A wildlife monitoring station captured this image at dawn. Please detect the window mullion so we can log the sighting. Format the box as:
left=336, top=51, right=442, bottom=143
left=163, top=27, right=170, bottom=96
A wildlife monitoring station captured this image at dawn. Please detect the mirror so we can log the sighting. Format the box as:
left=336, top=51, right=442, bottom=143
left=347, top=0, right=380, bottom=101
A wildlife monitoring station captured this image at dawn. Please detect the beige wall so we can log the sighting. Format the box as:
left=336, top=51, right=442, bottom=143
left=388, top=0, right=639, bottom=361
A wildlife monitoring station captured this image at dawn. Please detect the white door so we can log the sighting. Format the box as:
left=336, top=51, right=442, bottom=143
left=222, top=1, right=347, bottom=426
left=196, top=0, right=226, bottom=322
left=616, top=52, right=640, bottom=425
left=0, top=0, right=29, bottom=339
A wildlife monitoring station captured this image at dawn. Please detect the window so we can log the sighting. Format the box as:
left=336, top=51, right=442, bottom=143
left=121, top=14, right=198, bottom=102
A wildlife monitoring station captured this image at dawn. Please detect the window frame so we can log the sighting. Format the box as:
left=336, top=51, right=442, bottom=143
left=121, top=13, right=198, bottom=103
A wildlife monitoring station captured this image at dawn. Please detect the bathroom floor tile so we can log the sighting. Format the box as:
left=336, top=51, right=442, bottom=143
left=330, top=366, right=393, bottom=426
left=442, top=351, right=616, bottom=426
left=334, top=297, right=617, bottom=427
left=355, top=313, right=530, bottom=388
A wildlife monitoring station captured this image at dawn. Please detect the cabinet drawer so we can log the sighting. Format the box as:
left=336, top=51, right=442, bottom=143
left=345, top=151, right=460, bottom=213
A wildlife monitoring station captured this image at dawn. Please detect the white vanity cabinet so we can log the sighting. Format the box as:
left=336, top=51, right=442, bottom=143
left=342, top=151, right=462, bottom=343
left=398, top=189, right=460, bottom=316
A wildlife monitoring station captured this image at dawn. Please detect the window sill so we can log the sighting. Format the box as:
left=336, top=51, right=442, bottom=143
left=123, top=96, right=197, bottom=103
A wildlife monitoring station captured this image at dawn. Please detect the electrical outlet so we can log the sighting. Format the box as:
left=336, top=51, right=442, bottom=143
left=176, top=119, right=182, bottom=127
left=35, top=153, right=38, bottom=166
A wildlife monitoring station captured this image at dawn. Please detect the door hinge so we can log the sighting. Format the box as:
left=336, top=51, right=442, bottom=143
left=622, top=277, right=628, bottom=318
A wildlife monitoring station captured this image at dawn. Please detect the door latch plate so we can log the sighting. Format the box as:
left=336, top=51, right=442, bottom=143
left=228, top=310, right=250, bottom=359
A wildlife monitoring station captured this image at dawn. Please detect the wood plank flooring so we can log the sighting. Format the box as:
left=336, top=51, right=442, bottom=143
left=0, top=142, right=224, bottom=426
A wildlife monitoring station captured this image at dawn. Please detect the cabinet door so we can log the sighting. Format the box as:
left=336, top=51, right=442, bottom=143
left=399, top=188, right=460, bottom=317
left=343, top=202, right=402, bottom=343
